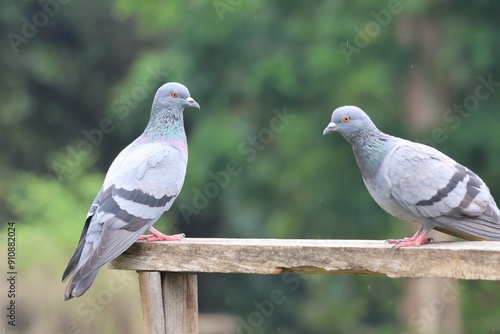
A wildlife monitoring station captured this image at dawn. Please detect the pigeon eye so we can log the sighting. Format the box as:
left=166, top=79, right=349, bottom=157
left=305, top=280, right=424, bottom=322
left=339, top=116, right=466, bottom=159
left=171, top=91, right=179, bottom=98
left=343, top=116, right=350, bottom=123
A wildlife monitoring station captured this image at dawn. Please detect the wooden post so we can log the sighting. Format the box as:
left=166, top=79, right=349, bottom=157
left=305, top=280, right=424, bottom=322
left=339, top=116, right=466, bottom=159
left=138, top=271, right=166, bottom=334
left=138, top=271, right=198, bottom=334
left=162, top=273, right=198, bottom=334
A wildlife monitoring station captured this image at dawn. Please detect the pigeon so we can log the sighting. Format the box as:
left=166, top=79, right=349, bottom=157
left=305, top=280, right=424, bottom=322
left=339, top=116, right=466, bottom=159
left=62, top=82, right=200, bottom=300
left=323, top=105, right=500, bottom=248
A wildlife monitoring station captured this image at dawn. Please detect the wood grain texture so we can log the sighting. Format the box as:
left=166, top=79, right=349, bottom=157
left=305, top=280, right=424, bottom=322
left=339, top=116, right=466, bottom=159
left=162, top=273, right=198, bottom=334
left=138, top=271, right=165, bottom=334
left=109, top=239, right=500, bottom=280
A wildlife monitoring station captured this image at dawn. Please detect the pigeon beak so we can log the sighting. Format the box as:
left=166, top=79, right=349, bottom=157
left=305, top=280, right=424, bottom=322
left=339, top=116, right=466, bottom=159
left=323, top=122, right=337, bottom=135
left=186, top=97, right=200, bottom=109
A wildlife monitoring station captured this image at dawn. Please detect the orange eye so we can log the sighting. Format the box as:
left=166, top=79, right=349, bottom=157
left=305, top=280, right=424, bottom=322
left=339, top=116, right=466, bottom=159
left=171, top=91, right=179, bottom=98
left=342, top=116, right=350, bottom=123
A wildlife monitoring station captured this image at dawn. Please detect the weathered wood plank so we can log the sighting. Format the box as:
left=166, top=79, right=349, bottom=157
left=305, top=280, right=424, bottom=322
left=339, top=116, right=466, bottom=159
left=162, top=273, right=198, bottom=334
left=138, top=271, right=165, bottom=334
left=109, top=239, right=500, bottom=281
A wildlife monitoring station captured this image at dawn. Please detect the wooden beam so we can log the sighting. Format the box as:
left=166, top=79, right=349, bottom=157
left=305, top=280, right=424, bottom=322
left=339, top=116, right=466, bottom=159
left=109, top=239, right=500, bottom=281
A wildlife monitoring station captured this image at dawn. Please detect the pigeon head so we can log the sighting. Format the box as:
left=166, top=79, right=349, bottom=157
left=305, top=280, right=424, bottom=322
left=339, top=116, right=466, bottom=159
left=143, top=82, right=200, bottom=140
left=323, top=106, right=379, bottom=142
left=152, top=82, right=200, bottom=115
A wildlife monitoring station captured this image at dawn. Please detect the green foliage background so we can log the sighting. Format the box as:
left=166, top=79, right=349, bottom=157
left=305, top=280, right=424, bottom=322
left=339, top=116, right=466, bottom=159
left=1, top=0, right=500, bottom=333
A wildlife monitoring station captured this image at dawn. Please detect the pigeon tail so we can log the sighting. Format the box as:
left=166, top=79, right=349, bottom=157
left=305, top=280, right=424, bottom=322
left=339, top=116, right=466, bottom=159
left=62, top=219, right=91, bottom=282
left=435, top=217, right=500, bottom=241
left=64, top=270, right=99, bottom=301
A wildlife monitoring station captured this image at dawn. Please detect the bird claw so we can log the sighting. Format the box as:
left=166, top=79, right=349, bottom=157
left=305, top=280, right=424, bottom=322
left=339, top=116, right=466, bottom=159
left=386, top=237, right=409, bottom=244
left=386, top=227, right=433, bottom=249
left=138, top=233, right=185, bottom=242
left=138, top=227, right=185, bottom=242
left=390, top=235, right=433, bottom=249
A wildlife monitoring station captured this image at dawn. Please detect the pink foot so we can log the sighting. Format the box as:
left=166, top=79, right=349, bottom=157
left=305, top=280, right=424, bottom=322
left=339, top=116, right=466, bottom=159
left=138, top=227, right=185, bottom=242
left=387, top=227, right=422, bottom=244
left=387, top=228, right=433, bottom=248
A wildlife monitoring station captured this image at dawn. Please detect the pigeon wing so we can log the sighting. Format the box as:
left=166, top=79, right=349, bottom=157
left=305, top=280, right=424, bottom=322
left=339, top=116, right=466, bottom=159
left=387, top=142, right=500, bottom=240
left=64, top=142, right=187, bottom=300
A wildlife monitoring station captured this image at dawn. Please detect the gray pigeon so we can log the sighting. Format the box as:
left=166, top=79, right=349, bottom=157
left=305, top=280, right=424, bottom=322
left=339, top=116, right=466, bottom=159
left=62, top=82, right=200, bottom=300
left=323, top=105, right=500, bottom=247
